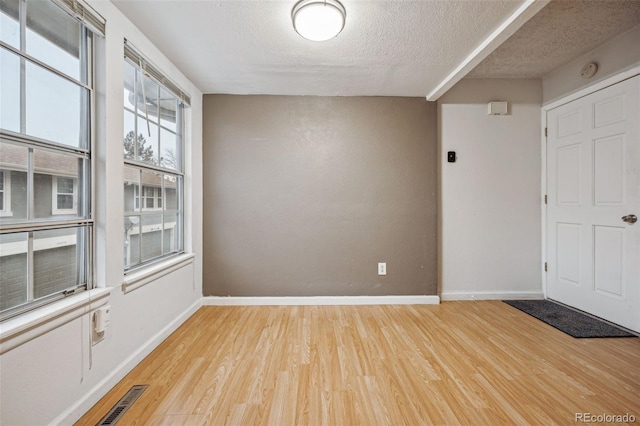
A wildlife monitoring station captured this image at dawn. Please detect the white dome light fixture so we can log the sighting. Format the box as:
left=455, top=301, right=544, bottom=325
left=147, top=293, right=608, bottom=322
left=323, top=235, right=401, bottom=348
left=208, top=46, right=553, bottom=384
left=292, top=0, right=346, bottom=42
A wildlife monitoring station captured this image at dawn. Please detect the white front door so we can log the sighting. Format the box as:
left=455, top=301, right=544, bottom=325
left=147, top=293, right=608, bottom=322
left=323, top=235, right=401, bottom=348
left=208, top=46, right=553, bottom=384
left=546, top=75, right=640, bottom=333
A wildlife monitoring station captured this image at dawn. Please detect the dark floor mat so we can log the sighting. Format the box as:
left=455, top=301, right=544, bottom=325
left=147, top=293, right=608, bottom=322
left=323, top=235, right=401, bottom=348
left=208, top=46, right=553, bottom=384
left=503, top=300, right=636, bottom=338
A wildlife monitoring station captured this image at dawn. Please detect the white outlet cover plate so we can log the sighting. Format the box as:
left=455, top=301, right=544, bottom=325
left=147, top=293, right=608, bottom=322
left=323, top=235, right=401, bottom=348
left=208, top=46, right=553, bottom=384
left=378, top=262, right=387, bottom=275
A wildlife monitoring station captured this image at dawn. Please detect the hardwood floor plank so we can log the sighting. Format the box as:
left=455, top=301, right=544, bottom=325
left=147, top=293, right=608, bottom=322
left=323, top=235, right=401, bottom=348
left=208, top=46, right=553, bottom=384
left=77, top=302, right=640, bottom=425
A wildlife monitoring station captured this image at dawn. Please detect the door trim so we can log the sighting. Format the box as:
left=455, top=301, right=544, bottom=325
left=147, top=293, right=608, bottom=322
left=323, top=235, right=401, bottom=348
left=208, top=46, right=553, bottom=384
left=541, top=66, right=640, bottom=299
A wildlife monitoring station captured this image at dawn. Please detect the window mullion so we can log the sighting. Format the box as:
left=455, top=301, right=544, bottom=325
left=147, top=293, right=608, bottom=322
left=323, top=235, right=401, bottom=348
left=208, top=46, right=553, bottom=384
left=177, top=103, right=184, bottom=171
left=179, top=174, right=183, bottom=251
left=133, top=68, right=139, bottom=161
left=79, top=26, right=89, bottom=150
left=19, top=51, right=26, bottom=133
left=139, top=62, right=151, bottom=139
left=138, top=167, right=142, bottom=264
left=76, top=227, right=83, bottom=286
left=79, top=26, right=88, bottom=86
left=19, top=0, right=26, bottom=135
left=156, top=85, right=161, bottom=166
left=27, top=148, right=33, bottom=220
left=160, top=178, right=164, bottom=254
left=27, top=231, right=34, bottom=302
left=19, top=0, right=26, bottom=49
left=138, top=212, right=142, bottom=267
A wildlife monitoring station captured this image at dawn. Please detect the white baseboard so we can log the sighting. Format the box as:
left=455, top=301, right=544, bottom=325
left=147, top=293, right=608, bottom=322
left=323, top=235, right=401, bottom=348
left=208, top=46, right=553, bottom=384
left=440, top=291, right=544, bottom=301
left=57, top=297, right=203, bottom=425
left=203, top=295, right=440, bottom=306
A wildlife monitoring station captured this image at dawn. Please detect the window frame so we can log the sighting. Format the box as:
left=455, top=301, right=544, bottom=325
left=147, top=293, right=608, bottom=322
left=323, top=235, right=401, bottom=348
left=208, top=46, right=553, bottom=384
left=0, top=0, right=98, bottom=321
left=0, top=170, right=12, bottom=217
left=51, top=175, right=78, bottom=215
left=139, top=185, right=162, bottom=211
left=123, top=43, right=186, bottom=273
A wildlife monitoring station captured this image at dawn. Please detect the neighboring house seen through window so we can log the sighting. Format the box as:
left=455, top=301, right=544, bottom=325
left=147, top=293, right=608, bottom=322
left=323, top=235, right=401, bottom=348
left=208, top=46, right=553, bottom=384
left=52, top=176, right=77, bottom=215
left=0, top=170, right=12, bottom=216
left=134, top=185, right=162, bottom=211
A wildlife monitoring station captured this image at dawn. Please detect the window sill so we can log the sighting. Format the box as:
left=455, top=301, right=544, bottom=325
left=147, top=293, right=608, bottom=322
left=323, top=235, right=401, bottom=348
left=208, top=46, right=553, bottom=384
left=122, top=253, right=194, bottom=294
left=0, top=287, right=112, bottom=355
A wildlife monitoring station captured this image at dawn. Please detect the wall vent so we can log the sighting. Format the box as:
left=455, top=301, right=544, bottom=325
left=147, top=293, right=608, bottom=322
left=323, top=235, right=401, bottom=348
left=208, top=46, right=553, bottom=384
left=97, top=385, right=148, bottom=425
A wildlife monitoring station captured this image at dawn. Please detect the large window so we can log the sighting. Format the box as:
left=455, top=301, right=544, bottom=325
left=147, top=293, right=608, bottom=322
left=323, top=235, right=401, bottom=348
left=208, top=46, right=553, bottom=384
left=123, top=41, right=188, bottom=270
left=0, top=0, right=102, bottom=319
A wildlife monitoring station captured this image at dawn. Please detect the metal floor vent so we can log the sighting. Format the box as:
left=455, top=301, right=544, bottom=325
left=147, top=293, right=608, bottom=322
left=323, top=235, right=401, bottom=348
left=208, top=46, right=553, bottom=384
left=97, top=385, right=148, bottom=426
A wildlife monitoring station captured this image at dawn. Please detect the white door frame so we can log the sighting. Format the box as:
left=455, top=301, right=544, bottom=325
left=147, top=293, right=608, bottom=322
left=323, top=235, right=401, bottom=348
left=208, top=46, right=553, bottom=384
left=541, top=66, right=640, bottom=299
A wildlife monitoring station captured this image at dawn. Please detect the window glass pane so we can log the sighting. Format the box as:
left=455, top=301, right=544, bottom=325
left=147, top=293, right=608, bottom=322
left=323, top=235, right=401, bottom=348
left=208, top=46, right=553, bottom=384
left=0, top=170, right=4, bottom=212
left=159, top=87, right=177, bottom=131
left=124, top=167, right=140, bottom=213
left=26, top=0, right=80, bottom=80
left=0, top=0, right=20, bottom=49
left=123, top=110, right=136, bottom=161
left=57, top=194, right=72, bottom=209
left=163, top=212, right=177, bottom=254
left=34, top=149, right=82, bottom=219
left=0, top=47, right=20, bottom=133
left=137, top=74, right=159, bottom=123
left=124, top=216, right=140, bottom=267
left=0, top=141, right=28, bottom=222
left=135, top=117, right=159, bottom=166
left=124, top=61, right=136, bottom=110
left=160, top=128, right=177, bottom=170
left=144, top=189, right=154, bottom=209
left=141, top=214, right=162, bottom=262
left=26, top=61, right=87, bottom=148
left=33, top=227, right=84, bottom=298
left=164, top=174, right=178, bottom=211
left=0, top=232, right=28, bottom=311
left=57, top=177, right=74, bottom=193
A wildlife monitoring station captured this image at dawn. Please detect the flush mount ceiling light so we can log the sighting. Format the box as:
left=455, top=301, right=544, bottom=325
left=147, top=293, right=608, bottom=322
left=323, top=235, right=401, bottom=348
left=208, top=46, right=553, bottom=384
left=292, top=0, right=346, bottom=42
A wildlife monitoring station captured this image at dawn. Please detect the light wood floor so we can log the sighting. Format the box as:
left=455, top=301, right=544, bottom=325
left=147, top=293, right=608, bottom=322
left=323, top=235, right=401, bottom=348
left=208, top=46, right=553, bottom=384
left=77, top=302, right=640, bottom=425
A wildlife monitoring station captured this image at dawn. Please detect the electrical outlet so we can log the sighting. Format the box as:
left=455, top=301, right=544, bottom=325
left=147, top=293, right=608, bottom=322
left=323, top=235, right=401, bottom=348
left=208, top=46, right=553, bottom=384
left=91, top=305, right=111, bottom=345
left=378, top=262, right=386, bottom=276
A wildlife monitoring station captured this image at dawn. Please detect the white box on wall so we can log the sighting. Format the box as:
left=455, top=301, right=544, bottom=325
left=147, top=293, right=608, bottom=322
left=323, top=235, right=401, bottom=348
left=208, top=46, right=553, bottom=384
left=487, top=101, right=508, bottom=115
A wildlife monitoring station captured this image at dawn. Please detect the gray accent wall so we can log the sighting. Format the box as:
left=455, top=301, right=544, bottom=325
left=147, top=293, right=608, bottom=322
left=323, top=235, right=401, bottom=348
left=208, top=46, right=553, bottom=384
left=203, top=95, right=437, bottom=297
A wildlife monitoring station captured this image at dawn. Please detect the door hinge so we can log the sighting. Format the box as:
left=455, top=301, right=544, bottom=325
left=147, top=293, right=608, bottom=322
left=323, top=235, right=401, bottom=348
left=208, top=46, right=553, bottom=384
left=544, top=194, right=548, bottom=204
left=544, top=127, right=548, bottom=137
left=544, top=262, right=548, bottom=272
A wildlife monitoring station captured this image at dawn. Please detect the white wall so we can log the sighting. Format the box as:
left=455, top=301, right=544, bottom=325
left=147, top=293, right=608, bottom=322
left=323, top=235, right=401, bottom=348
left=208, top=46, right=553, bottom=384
left=543, top=24, right=640, bottom=105
left=438, top=79, right=543, bottom=300
left=0, top=1, right=203, bottom=424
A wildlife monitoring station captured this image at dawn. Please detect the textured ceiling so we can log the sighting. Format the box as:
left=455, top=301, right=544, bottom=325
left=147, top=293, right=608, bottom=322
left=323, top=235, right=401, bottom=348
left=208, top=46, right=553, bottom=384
left=112, top=0, right=529, bottom=97
left=468, top=0, right=640, bottom=78
left=112, top=0, right=640, bottom=97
